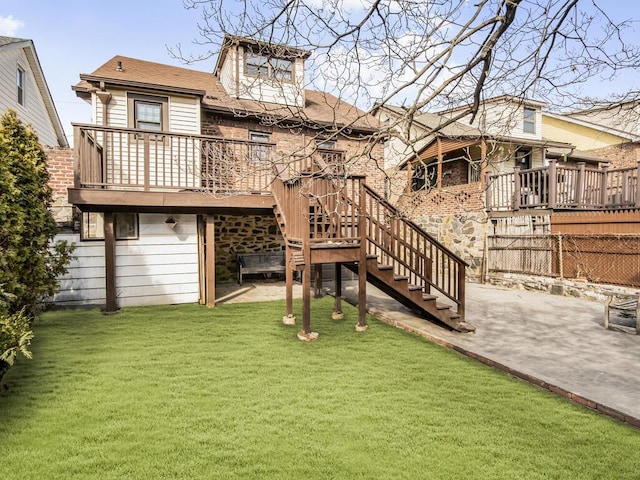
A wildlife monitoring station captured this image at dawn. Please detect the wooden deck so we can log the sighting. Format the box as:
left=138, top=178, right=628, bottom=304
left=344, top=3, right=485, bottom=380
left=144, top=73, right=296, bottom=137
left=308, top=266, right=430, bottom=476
left=73, top=123, right=470, bottom=334
left=486, top=159, right=640, bottom=212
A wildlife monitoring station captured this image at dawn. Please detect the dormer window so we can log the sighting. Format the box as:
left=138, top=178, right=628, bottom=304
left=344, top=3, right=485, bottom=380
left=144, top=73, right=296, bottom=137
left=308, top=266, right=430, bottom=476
left=523, top=107, right=536, bottom=134
left=245, top=52, right=293, bottom=81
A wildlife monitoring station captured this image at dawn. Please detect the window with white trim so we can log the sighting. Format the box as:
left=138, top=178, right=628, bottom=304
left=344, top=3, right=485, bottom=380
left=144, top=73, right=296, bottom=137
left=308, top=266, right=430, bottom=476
left=127, top=93, right=168, bottom=132
left=249, top=131, right=271, bottom=163
left=523, top=107, right=536, bottom=134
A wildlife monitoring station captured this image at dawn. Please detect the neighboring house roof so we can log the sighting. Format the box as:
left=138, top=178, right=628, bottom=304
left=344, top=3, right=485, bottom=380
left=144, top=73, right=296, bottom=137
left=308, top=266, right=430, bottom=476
left=543, top=111, right=640, bottom=143
left=0, top=36, right=68, bottom=147
left=74, top=55, right=379, bottom=133
left=392, top=108, right=576, bottom=169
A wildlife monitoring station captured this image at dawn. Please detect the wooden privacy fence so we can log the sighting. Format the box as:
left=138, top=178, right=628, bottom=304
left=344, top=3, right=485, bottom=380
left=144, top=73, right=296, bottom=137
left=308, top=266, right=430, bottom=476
left=488, top=234, right=640, bottom=287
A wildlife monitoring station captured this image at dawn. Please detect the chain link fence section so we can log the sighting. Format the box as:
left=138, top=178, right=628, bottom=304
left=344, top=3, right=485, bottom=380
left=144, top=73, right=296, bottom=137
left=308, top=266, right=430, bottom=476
left=561, top=234, right=640, bottom=287
left=488, top=234, right=640, bottom=288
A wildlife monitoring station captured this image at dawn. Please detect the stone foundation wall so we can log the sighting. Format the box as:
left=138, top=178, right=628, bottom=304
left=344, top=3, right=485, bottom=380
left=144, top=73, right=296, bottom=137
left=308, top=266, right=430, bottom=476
left=215, top=214, right=284, bottom=282
left=414, top=212, right=488, bottom=279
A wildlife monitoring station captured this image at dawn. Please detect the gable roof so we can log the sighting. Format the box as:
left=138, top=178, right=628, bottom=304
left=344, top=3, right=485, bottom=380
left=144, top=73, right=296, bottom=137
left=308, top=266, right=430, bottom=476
left=74, top=55, right=379, bottom=133
left=0, top=36, right=68, bottom=147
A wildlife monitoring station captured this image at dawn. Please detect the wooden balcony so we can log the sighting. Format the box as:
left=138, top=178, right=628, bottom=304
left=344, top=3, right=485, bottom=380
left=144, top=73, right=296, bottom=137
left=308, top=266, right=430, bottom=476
left=486, top=160, right=640, bottom=212
left=71, top=124, right=278, bottom=211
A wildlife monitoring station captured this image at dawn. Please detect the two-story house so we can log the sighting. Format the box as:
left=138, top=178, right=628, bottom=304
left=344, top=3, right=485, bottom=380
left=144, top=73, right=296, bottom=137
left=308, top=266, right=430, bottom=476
left=0, top=36, right=67, bottom=148
left=56, top=35, right=473, bottom=337
left=377, top=96, right=614, bottom=278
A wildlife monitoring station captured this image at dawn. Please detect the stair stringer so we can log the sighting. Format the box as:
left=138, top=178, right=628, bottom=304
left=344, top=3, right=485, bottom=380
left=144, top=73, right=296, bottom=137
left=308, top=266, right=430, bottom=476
left=344, top=258, right=475, bottom=333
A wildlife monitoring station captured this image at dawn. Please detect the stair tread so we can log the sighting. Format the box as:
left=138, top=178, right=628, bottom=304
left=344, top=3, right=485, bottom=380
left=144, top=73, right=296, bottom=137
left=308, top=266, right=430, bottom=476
left=408, top=284, right=423, bottom=291
left=377, top=264, right=393, bottom=271
left=435, top=302, right=451, bottom=310
left=366, top=254, right=378, bottom=260
left=422, top=294, right=437, bottom=301
left=393, top=275, right=409, bottom=281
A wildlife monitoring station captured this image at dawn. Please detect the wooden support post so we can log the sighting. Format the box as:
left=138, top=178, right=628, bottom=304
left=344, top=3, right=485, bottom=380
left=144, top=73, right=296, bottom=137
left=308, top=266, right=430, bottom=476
left=600, top=165, right=609, bottom=207
left=314, top=264, right=323, bottom=298
left=73, top=126, right=82, bottom=188
left=104, top=212, right=117, bottom=314
left=576, top=162, right=586, bottom=207
left=205, top=214, right=215, bottom=308
left=485, top=172, right=492, bottom=210
left=302, top=262, right=311, bottom=334
left=285, top=247, right=294, bottom=317
left=548, top=159, right=557, bottom=209
left=436, top=136, right=443, bottom=189
left=513, top=166, right=521, bottom=210
left=332, top=262, right=344, bottom=321
left=622, top=170, right=629, bottom=205
left=457, top=262, right=465, bottom=321
left=356, top=180, right=368, bottom=331
left=480, top=138, right=487, bottom=189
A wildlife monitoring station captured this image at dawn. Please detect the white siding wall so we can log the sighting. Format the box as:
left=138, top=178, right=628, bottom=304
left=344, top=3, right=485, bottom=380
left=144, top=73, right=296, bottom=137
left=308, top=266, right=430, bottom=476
left=53, top=214, right=200, bottom=308
left=377, top=109, right=432, bottom=169
left=54, top=233, right=106, bottom=306
left=94, top=89, right=201, bottom=188
left=235, top=46, right=305, bottom=107
left=219, top=48, right=236, bottom=97
left=95, top=89, right=200, bottom=133
left=0, top=47, right=58, bottom=146
left=476, top=100, right=542, bottom=140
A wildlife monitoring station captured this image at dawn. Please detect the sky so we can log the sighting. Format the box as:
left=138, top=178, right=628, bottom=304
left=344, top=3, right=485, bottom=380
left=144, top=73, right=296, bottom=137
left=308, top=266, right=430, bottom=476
left=2, top=1, right=640, bottom=146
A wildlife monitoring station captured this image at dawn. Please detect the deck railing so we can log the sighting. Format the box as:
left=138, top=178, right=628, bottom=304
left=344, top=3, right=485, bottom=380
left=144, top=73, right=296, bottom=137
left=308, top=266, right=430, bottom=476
left=73, top=124, right=275, bottom=193
left=486, top=160, right=640, bottom=211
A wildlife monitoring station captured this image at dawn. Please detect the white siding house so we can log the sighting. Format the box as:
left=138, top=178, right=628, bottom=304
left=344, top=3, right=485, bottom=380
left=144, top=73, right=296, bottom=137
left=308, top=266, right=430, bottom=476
left=0, top=36, right=67, bottom=147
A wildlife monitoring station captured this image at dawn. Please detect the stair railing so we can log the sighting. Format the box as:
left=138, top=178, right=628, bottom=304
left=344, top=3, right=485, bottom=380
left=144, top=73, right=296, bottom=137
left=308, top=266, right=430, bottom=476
left=363, top=184, right=468, bottom=318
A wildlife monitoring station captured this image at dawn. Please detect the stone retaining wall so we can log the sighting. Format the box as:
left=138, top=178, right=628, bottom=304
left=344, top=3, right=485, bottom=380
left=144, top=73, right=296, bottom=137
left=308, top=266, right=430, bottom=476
left=486, top=273, right=640, bottom=303
left=414, top=212, right=487, bottom=279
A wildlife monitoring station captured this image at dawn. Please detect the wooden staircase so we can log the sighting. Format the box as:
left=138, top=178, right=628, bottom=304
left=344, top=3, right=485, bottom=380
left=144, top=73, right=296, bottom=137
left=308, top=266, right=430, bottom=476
left=271, top=158, right=474, bottom=336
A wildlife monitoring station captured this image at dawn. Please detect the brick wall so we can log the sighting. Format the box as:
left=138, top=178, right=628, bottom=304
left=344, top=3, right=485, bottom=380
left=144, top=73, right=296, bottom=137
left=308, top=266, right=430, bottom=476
left=586, top=142, right=640, bottom=170
left=395, top=182, right=485, bottom=217
left=201, top=112, right=386, bottom=193
left=45, top=147, right=75, bottom=226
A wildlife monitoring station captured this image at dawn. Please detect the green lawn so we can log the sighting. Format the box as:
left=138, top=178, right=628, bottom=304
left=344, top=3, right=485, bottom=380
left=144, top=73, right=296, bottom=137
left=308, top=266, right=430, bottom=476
left=1, top=297, right=639, bottom=479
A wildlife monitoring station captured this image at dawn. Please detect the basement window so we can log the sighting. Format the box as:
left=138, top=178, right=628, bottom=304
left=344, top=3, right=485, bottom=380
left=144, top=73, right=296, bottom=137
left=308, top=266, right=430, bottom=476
left=81, top=212, right=139, bottom=241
